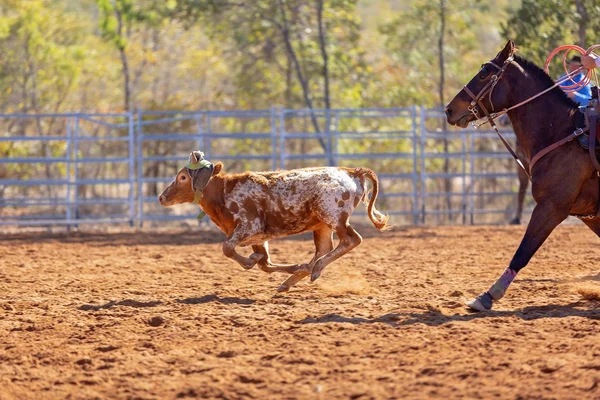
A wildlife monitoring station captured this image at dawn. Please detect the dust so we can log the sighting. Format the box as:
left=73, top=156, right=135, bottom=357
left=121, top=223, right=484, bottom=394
left=316, top=267, right=374, bottom=295
left=576, top=285, right=600, bottom=301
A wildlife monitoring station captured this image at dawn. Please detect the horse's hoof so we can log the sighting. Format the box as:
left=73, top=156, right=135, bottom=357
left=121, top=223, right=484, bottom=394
left=466, top=292, right=493, bottom=312
left=509, top=217, right=521, bottom=225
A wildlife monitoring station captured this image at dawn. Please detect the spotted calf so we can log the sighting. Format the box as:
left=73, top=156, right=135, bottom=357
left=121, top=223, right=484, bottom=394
left=159, top=151, right=389, bottom=291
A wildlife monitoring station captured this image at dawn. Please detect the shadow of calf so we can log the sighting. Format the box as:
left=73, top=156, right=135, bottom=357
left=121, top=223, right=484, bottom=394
left=176, top=294, right=255, bottom=305
left=79, top=299, right=163, bottom=311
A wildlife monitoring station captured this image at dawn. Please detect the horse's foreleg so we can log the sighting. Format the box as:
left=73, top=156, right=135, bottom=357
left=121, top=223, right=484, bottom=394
left=467, top=201, right=569, bottom=311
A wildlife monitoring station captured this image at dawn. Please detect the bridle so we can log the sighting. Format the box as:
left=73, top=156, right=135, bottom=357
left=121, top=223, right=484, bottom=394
left=461, top=51, right=590, bottom=179
left=463, top=58, right=514, bottom=120
left=461, top=52, right=531, bottom=177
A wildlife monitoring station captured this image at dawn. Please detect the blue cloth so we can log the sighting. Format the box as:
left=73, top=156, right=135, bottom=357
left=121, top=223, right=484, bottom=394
left=559, top=72, right=592, bottom=106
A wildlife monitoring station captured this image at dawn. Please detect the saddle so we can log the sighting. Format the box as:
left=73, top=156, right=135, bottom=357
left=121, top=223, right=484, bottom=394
left=577, top=87, right=600, bottom=173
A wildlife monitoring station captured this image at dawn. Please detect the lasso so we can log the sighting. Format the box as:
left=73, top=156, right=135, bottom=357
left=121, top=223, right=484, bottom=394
left=544, top=44, right=600, bottom=91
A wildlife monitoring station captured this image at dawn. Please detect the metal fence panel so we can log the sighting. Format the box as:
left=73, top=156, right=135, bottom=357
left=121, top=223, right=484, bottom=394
left=0, top=113, right=134, bottom=226
left=0, top=108, right=529, bottom=228
left=281, top=107, right=420, bottom=225
left=137, top=109, right=278, bottom=225
left=420, top=107, right=532, bottom=225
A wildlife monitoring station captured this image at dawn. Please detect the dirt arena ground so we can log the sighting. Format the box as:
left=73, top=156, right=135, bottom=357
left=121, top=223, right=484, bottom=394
left=1, top=225, right=600, bottom=399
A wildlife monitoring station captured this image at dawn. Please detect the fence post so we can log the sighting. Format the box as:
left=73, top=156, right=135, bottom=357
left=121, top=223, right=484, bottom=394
left=195, top=112, right=204, bottom=156
left=136, top=109, right=144, bottom=228
left=332, top=110, right=339, bottom=167
left=270, top=106, right=278, bottom=171
left=469, top=131, right=475, bottom=224
left=73, top=115, right=80, bottom=229
left=279, top=108, right=286, bottom=170
left=128, top=111, right=135, bottom=227
left=411, top=105, right=419, bottom=225
left=66, top=116, right=73, bottom=226
left=205, top=113, right=212, bottom=160
left=419, top=106, right=427, bottom=224
left=326, top=108, right=333, bottom=166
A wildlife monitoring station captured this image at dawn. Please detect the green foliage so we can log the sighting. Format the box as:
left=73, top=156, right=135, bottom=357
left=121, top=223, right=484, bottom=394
left=503, top=0, right=600, bottom=67
left=0, top=0, right=91, bottom=113
left=378, top=0, right=513, bottom=108
left=1, top=0, right=584, bottom=114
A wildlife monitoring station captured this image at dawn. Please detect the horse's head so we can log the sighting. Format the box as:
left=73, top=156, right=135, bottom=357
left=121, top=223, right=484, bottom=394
left=445, top=40, right=517, bottom=128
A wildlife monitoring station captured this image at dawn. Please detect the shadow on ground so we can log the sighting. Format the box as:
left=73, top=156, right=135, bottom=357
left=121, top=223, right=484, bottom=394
left=296, top=301, right=600, bottom=327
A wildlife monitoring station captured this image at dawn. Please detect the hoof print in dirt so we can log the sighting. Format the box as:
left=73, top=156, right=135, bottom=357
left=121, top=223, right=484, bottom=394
left=147, top=316, right=165, bottom=327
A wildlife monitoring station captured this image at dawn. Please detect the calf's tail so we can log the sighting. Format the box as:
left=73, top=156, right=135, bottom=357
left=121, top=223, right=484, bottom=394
left=356, top=168, right=390, bottom=231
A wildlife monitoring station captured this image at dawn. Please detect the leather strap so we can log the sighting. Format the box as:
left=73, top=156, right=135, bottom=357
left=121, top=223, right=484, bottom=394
left=529, top=129, right=586, bottom=175
left=589, top=113, right=600, bottom=173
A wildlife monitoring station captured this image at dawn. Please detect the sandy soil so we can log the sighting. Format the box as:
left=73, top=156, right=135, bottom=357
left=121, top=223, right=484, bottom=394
left=1, top=225, right=600, bottom=400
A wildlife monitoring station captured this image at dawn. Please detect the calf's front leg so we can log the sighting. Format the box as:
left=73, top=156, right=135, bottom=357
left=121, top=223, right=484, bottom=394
left=222, top=225, right=265, bottom=270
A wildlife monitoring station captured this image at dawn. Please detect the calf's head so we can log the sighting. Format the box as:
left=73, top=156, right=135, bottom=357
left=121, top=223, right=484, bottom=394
left=158, top=151, right=222, bottom=207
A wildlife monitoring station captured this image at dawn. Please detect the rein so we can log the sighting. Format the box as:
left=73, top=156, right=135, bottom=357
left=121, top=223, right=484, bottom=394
left=463, top=53, right=591, bottom=179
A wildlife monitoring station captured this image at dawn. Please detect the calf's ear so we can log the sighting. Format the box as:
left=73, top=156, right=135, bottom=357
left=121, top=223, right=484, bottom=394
left=190, top=165, right=214, bottom=193
left=212, top=162, right=223, bottom=175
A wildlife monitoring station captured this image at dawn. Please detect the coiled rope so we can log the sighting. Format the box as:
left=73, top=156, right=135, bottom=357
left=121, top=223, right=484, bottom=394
left=544, top=44, right=600, bottom=92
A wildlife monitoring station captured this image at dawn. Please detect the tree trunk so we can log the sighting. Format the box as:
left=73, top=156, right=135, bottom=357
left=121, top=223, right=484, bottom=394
left=277, top=0, right=328, bottom=154
left=112, top=0, right=131, bottom=112
left=317, top=0, right=330, bottom=110
left=575, top=0, right=588, bottom=48
left=438, top=0, right=454, bottom=221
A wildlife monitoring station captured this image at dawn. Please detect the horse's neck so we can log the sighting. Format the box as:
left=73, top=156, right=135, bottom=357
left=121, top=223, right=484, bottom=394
left=507, top=86, right=577, bottom=161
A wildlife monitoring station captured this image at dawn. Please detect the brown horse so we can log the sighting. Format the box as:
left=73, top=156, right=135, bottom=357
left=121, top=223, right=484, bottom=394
left=445, top=40, right=600, bottom=311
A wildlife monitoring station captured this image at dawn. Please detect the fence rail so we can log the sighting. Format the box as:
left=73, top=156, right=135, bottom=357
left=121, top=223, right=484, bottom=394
left=0, top=107, right=532, bottom=228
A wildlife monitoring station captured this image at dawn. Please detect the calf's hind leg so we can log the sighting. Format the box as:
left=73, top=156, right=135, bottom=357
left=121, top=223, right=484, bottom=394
left=310, top=219, right=362, bottom=282
left=251, top=242, right=305, bottom=274
left=277, top=226, right=334, bottom=292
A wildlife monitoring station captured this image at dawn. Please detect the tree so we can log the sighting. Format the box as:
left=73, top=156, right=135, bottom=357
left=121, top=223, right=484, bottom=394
left=502, top=0, right=600, bottom=67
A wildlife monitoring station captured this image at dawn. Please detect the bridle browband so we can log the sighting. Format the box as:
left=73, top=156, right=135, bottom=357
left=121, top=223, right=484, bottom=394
left=462, top=52, right=591, bottom=179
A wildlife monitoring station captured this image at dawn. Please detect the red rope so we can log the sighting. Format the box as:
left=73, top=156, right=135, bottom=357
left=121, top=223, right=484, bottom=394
left=544, top=45, right=599, bottom=92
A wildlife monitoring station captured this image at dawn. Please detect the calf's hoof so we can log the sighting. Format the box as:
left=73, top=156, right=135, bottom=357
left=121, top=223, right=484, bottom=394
left=466, top=292, right=493, bottom=312
left=310, top=264, right=324, bottom=282
left=241, top=253, right=265, bottom=269
left=277, top=283, right=290, bottom=292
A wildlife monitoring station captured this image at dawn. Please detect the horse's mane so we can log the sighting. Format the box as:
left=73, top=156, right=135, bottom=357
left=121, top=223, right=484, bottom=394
left=512, top=55, right=579, bottom=109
